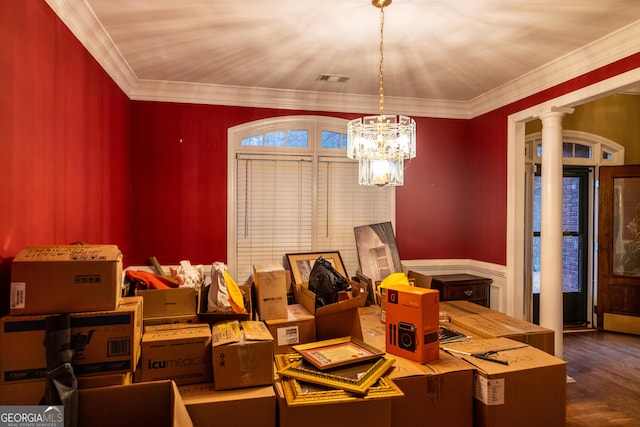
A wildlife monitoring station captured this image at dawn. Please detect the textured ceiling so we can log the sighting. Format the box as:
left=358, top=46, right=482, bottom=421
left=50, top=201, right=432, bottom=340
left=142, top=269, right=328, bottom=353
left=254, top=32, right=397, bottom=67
left=51, top=0, right=640, bottom=115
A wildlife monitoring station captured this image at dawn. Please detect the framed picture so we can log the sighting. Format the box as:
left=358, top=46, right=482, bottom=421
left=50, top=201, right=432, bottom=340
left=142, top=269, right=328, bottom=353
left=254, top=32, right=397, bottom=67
left=286, top=251, right=347, bottom=284
left=612, top=177, right=640, bottom=277
left=292, top=336, right=384, bottom=370
left=354, top=222, right=403, bottom=302
left=275, top=353, right=401, bottom=400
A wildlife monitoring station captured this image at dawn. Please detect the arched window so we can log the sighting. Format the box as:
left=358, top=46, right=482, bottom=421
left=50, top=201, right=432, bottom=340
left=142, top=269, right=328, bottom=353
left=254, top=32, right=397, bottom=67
left=525, top=130, right=625, bottom=166
left=227, top=116, right=395, bottom=284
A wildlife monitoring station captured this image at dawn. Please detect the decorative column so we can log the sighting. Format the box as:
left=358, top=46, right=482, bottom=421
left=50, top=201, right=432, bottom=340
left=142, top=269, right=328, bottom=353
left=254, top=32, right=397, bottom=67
left=538, top=107, right=573, bottom=359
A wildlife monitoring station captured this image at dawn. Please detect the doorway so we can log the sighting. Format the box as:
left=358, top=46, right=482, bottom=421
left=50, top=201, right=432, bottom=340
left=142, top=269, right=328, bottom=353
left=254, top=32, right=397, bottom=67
left=532, top=167, right=591, bottom=327
left=524, top=131, right=625, bottom=328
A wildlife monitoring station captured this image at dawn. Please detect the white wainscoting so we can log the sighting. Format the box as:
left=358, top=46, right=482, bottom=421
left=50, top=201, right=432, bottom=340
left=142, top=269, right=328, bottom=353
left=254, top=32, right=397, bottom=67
left=401, top=259, right=509, bottom=314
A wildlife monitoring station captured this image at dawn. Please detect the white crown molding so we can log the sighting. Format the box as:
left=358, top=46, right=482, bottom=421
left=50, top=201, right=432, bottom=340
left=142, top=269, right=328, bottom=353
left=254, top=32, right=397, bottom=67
left=44, top=0, right=138, bottom=93
left=467, top=20, right=640, bottom=118
left=129, top=79, right=472, bottom=119
left=47, top=0, right=640, bottom=119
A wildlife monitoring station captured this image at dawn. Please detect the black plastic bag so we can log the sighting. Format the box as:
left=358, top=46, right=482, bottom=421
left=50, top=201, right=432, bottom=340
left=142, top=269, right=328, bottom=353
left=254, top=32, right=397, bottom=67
left=41, top=314, right=78, bottom=427
left=308, top=256, right=351, bottom=307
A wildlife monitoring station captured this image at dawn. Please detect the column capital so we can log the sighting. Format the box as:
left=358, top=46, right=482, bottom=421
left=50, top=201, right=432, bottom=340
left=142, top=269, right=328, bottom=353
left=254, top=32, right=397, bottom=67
left=536, top=107, right=575, bottom=121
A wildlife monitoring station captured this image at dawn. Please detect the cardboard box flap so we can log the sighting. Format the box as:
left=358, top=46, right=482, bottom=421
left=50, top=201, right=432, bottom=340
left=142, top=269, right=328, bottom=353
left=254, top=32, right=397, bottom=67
left=315, top=292, right=367, bottom=316
left=297, top=284, right=317, bottom=314
left=14, top=245, right=122, bottom=262
left=441, top=337, right=566, bottom=374
left=211, top=321, right=242, bottom=347
left=449, top=314, right=524, bottom=338
left=143, top=323, right=211, bottom=341
left=241, top=320, right=273, bottom=341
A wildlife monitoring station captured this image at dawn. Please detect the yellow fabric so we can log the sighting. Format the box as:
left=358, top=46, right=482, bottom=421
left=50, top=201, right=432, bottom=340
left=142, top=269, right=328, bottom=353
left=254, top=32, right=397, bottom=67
left=223, top=270, right=248, bottom=314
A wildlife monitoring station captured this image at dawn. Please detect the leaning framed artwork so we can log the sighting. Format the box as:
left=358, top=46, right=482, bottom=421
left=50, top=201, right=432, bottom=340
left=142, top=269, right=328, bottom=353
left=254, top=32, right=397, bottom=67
left=292, top=336, right=384, bottom=370
left=274, top=352, right=401, bottom=401
left=286, top=251, right=347, bottom=284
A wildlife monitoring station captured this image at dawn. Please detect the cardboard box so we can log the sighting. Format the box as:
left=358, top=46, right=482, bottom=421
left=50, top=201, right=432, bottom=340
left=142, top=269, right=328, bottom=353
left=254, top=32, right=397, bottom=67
left=265, top=304, right=316, bottom=354
left=10, top=245, right=123, bottom=315
left=211, top=320, right=274, bottom=390
left=440, top=301, right=554, bottom=354
left=0, top=372, right=132, bottom=405
left=253, top=264, right=288, bottom=321
left=384, top=284, right=440, bottom=364
left=197, top=283, right=252, bottom=325
left=0, top=296, right=142, bottom=383
left=178, top=382, right=276, bottom=427
left=274, top=379, right=392, bottom=427
left=137, top=323, right=212, bottom=386
left=295, top=282, right=367, bottom=340
left=136, top=286, right=198, bottom=325
left=448, top=313, right=526, bottom=341
left=441, top=337, right=566, bottom=427
left=359, top=304, right=474, bottom=427
left=480, top=311, right=554, bottom=355
left=78, top=380, right=194, bottom=427
left=388, top=352, right=474, bottom=427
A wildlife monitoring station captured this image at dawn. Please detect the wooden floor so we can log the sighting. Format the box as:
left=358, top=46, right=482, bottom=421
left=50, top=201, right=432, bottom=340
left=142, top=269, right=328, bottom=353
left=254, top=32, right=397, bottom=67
left=564, top=329, right=640, bottom=426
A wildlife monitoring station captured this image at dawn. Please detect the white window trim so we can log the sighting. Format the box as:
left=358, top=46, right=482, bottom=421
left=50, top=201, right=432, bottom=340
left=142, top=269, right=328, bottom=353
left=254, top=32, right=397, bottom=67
left=227, top=115, right=396, bottom=280
left=525, top=130, right=625, bottom=166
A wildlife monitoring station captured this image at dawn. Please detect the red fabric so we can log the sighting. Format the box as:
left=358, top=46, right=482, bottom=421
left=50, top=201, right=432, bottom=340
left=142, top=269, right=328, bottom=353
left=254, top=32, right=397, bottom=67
left=125, top=270, right=179, bottom=290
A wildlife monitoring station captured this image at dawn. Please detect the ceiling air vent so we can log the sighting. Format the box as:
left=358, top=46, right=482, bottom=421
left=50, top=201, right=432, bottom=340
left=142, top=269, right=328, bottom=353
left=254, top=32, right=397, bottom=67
left=316, top=74, right=350, bottom=83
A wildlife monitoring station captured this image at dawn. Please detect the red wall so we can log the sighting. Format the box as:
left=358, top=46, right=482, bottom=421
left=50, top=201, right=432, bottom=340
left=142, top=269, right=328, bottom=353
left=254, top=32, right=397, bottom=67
left=395, top=117, right=471, bottom=260
left=130, top=103, right=472, bottom=266
left=3, top=0, right=640, bottom=278
left=0, top=1, right=132, bottom=285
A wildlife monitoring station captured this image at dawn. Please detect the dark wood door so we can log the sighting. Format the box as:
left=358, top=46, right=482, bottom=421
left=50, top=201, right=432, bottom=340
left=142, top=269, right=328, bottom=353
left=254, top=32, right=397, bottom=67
left=597, top=165, right=640, bottom=334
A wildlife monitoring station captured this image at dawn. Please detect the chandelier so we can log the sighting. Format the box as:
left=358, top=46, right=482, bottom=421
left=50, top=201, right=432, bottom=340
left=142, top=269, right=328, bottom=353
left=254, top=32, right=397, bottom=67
left=347, top=0, right=416, bottom=187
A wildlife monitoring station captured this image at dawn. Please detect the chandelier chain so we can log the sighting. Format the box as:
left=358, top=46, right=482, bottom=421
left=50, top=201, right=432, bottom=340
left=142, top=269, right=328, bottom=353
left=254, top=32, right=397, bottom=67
left=379, top=6, right=385, bottom=116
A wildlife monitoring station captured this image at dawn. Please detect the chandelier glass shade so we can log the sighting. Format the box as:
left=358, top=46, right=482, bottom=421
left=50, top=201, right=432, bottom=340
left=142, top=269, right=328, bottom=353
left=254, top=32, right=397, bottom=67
left=346, top=0, right=416, bottom=187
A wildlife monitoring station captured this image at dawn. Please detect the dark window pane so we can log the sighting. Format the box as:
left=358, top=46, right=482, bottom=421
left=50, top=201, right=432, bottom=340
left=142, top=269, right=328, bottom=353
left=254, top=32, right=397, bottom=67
left=574, top=144, right=591, bottom=158
left=563, top=176, right=580, bottom=233
left=562, top=236, right=581, bottom=292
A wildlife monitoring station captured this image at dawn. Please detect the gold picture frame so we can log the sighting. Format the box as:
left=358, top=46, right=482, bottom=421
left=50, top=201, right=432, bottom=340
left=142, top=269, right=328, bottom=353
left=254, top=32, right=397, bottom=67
left=286, top=251, right=348, bottom=284
left=292, top=336, right=385, bottom=370
left=276, top=350, right=396, bottom=396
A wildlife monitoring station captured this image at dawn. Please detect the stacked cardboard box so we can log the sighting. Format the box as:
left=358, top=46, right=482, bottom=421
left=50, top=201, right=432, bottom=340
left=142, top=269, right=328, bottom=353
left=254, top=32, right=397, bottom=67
left=178, top=383, right=275, bottom=427
left=210, top=320, right=274, bottom=391
left=442, top=300, right=555, bottom=354
left=10, top=245, right=123, bottom=315
left=1, top=245, right=141, bottom=405
left=78, top=380, right=193, bottom=427
left=253, top=264, right=289, bottom=321
left=136, top=323, right=213, bottom=386
left=265, top=304, right=316, bottom=354
left=359, top=304, right=566, bottom=427
left=360, top=305, right=475, bottom=427
left=442, top=337, right=566, bottom=427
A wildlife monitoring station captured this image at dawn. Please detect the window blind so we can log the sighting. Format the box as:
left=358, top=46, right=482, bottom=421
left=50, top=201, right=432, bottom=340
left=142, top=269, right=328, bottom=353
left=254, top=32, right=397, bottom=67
left=235, top=156, right=313, bottom=284
left=317, top=159, right=392, bottom=278
left=230, top=116, right=393, bottom=285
